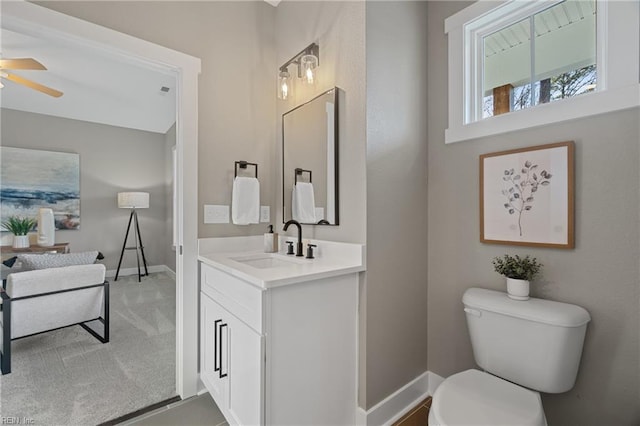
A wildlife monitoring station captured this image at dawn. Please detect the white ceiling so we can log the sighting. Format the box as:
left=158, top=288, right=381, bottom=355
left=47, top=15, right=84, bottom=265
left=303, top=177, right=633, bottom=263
left=0, top=28, right=176, bottom=134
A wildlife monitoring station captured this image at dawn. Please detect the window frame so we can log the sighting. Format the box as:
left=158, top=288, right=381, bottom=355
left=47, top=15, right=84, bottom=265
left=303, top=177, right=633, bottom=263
left=444, top=0, right=640, bottom=144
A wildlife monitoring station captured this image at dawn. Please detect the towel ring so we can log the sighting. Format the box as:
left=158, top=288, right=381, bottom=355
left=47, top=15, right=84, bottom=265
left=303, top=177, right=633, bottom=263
left=235, top=161, right=258, bottom=178
left=294, top=168, right=312, bottom=184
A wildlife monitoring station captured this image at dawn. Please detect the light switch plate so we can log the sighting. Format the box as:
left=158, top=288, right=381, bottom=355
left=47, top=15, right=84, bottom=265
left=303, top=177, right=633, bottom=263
left=204, top=205, right=229, bottom=224
left=260, top=206, right=270, bottom=223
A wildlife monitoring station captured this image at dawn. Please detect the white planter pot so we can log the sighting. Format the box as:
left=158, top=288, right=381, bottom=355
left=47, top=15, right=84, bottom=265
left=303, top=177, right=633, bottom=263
left=507, top=278, right=530, bottom=300
left=13, top=235, right=30, bottom=249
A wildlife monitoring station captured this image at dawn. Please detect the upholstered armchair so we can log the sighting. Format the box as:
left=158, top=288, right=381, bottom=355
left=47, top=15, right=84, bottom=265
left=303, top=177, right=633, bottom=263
left=0, top=263, right=109, bottom=375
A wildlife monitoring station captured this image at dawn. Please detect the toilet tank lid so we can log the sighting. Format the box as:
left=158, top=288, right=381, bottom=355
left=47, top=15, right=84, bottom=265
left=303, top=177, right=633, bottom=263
left=463, top=288, right=591, bottom=327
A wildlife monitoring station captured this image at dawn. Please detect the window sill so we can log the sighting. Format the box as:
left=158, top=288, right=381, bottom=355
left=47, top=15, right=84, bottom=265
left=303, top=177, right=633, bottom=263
left=445, top=84, right=640, bottom=144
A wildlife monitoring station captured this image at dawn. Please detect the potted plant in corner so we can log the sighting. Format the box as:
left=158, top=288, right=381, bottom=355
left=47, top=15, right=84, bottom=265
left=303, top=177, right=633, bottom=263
left=1, top=216, right=37, bottom=249
left=492, top=254, right=542, bottom=300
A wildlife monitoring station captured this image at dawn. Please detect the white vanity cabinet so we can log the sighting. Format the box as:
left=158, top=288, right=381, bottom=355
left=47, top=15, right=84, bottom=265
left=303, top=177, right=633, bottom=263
left=200, top=265, right=264, bottom=426
left=199, top=258, right=359, bottom=426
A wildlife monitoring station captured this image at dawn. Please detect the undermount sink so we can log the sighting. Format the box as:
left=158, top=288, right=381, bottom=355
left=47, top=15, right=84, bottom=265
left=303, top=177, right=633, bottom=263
left=230, top=253, right=302, bottom=269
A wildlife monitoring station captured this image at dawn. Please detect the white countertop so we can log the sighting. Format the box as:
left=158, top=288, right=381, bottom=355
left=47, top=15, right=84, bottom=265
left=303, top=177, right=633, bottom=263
left=198, top=236, right=366, bottom=289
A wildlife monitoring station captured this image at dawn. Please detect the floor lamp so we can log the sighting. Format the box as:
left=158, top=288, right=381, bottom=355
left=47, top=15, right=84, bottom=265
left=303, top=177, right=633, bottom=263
left=115, top=192, right=149, bottom=282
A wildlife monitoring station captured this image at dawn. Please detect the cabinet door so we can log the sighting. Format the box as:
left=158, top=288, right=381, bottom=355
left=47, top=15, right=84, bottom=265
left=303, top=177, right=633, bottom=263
left=226, top=314, right=263, bottom=426
left=201, top=293, right=229, bottom=408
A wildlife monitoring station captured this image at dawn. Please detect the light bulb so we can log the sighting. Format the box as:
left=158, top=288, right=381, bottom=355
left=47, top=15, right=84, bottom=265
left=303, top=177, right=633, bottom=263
left=300, top=54, right=318, bottom=85
left=278, top=69, right=290, bottom=100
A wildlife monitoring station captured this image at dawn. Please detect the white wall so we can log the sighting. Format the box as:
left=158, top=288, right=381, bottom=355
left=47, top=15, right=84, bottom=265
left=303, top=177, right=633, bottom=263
left=1, top=108, right=171, bottom=271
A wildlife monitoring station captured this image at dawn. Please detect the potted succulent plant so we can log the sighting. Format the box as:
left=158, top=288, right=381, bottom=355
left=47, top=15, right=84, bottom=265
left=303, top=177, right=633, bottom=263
left=1, top=216, right=37, bottom=248
left=492, top=254, right=542, bottom=300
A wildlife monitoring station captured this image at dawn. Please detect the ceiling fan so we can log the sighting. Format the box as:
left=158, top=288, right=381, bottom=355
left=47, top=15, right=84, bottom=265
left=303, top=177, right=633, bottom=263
left=0, top=57, right=63, bottom=98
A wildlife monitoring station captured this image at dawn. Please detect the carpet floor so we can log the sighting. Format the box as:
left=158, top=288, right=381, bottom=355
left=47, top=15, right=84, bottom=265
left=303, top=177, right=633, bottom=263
left=0, top=272, right=177, bottom=425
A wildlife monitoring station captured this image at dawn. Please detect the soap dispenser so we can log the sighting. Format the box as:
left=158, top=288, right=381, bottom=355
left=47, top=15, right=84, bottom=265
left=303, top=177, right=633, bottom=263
left=264, top=225, right=278, bottom=253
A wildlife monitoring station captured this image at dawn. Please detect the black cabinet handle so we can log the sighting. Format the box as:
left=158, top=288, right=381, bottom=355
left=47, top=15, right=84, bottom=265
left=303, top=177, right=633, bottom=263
left=214, top=319, right=222, bottom=372
left=219, top=323, right=228, bottom=378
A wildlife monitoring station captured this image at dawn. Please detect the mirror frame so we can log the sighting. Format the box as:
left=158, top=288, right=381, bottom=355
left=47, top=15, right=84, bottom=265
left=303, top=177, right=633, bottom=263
left=282, top=87, right=340, bottom=225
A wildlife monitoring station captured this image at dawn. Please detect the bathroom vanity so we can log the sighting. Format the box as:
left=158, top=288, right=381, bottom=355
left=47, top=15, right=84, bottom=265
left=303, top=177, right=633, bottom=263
left=198, top=236, right=365, bottom=425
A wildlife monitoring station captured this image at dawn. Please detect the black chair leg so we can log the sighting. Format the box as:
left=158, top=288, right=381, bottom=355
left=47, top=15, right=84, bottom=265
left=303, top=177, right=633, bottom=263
left=1, top=292, right=11, bottom=375
left=78, top=282, right=110, bottom=344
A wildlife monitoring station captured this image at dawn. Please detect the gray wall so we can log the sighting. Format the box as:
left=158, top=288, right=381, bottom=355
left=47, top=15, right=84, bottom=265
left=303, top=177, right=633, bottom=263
left=275, top=1, right=366, bottom=244
left=427, top=2, right=640, bottom=424
left=365, top=1, right=429, bottom=409
left=1, top=108, right=172, bottom=271
left=37, top=1, right=277, bottom=239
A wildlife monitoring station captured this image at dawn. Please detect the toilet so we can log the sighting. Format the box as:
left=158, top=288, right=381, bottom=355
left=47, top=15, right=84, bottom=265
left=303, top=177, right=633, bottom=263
left=429, top=288, right=591, bottom=426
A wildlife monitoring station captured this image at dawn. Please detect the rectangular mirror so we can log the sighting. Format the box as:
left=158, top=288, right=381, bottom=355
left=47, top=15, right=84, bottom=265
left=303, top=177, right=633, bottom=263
left=282, top=87, right=340, bottom=225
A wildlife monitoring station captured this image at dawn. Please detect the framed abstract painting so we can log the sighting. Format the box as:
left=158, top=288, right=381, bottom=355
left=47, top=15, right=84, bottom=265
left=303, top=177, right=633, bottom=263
left=480, top=141, right=574, bottom=248
left=1, top=147, right=80, bottom=230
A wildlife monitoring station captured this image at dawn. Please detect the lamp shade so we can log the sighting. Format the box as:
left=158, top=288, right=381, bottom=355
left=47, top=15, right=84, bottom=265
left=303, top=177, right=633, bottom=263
left=118, top=192, right=149, bottom=209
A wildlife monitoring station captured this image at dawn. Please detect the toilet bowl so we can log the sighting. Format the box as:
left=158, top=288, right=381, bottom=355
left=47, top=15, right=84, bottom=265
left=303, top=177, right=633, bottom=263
left=428, top=369, right=546, bottom=426
left=428, top=288, right=590, bottom=426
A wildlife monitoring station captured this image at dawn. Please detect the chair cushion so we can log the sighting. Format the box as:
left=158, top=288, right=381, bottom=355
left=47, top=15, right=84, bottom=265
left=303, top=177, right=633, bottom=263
left=17, top=251, right=99, bottom=271
left=6, top=263, right=106, bottom=298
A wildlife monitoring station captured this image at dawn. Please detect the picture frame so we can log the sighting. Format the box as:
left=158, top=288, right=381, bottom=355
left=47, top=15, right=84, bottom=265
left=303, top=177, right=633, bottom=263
left=480, top=141, right=574, bottom=248
left=0, top=147, right=80, bottom=230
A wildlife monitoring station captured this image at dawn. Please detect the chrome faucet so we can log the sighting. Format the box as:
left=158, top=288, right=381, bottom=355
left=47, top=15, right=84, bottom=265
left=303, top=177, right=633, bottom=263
left=283, top=219, right=304, bottom=257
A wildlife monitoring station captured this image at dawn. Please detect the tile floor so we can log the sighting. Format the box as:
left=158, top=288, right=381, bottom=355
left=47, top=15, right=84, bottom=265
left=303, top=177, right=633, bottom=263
left=123, top=393, right=226, bottom=426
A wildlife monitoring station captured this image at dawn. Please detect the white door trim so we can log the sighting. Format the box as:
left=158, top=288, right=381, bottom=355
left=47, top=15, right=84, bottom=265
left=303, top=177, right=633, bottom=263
left=1, top=1, right=202, bottom=399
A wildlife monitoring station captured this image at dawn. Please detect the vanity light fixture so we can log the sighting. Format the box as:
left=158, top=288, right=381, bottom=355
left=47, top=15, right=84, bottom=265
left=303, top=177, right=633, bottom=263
left=300, top=53, right=318, bottom=85
left=277, top=42, right=319, bottom=100
left=278, top=69, right=290, bottom=100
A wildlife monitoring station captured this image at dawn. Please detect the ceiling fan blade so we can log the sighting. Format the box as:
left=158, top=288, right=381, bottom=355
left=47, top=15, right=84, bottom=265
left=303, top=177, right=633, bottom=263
left=0, top=58, right=47, bottom=70
left=4, top=73, right=63, bottom=98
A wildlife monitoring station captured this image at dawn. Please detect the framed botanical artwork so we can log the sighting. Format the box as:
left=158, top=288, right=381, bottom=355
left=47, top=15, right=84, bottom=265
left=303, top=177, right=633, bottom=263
left=480, top=141, right=574, bottom=248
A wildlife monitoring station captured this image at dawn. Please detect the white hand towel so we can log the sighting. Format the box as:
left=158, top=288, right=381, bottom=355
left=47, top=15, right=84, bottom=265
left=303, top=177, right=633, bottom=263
left=292, top=182, right=317, bottom=223
left=232, top=177, right=260, bottom=225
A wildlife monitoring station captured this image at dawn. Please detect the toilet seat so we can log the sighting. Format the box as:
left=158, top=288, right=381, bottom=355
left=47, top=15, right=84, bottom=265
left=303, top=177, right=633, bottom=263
left=429, top=369, right=546, bottom=426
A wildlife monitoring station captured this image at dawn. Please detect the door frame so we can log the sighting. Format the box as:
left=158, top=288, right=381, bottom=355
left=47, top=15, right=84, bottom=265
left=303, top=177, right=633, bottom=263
left=1, top=1, right=202, bottom=399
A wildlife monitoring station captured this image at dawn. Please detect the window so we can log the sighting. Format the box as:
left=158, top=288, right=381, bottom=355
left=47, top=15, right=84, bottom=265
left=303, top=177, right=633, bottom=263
left=482, top=1, right=596, bottom=118
left=445, top=0, right=639, bottom=143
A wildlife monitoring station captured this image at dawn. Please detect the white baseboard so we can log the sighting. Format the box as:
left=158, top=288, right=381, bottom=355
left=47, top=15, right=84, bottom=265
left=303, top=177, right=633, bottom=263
left=358, top=371, right=444, bottom=426
left=106, top=264, right=174, bottom=278
left=164, top=266, right=176, bottom=279
left=355, top=407, right=368, bottom=426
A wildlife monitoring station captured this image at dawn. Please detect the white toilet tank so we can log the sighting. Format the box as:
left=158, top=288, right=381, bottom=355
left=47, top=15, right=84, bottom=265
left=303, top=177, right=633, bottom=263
left=463, top=288, right=590, bottom=393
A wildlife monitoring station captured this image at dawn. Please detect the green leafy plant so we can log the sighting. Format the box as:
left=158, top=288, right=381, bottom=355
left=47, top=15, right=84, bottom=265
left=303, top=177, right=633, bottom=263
left=1, top=216, right=37, bottom=236
left=492, top=254, right=542, bottom=281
